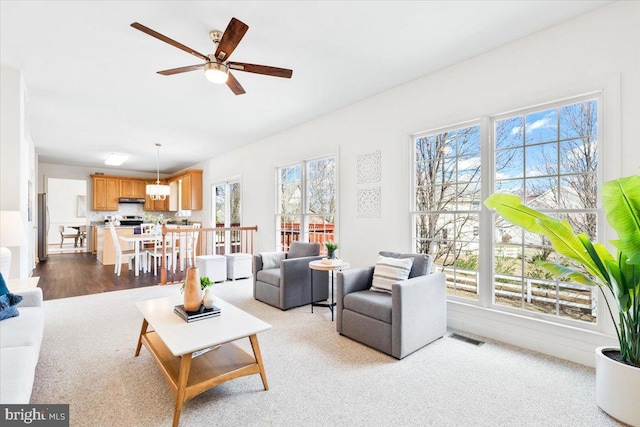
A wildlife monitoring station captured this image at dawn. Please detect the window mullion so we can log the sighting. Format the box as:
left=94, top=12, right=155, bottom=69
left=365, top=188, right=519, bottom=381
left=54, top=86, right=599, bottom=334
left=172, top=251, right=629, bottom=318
left=479, top=116, right=493, bottom=307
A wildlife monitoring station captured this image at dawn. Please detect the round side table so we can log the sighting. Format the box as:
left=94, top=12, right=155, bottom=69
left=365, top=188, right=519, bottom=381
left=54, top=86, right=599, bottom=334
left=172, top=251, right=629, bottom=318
left=309, top=260, right=350, bottom=321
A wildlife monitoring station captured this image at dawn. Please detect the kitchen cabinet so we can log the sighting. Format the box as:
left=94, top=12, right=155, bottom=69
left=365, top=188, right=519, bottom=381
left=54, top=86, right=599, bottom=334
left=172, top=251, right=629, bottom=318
left=91, top=176, right=119, bottom=211
left=120, top=179, right=146, bottom=198
left=168, top=170, right=203, bottom=211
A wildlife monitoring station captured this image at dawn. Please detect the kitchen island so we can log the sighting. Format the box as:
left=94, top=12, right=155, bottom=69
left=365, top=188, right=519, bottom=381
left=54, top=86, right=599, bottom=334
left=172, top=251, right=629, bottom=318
left=95, top=224, right=138, bottom=266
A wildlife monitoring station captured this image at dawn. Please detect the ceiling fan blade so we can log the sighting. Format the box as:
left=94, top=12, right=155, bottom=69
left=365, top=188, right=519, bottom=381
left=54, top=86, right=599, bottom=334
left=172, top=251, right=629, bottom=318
left=215, top=17, right=249, bottom=61
left=227, top=62, right=293, bottom=79
left=226, top=72, right=246, bottom=95
left=131, top=22, right=209, bottom=61
left=157, top=64, right=205, bottom=76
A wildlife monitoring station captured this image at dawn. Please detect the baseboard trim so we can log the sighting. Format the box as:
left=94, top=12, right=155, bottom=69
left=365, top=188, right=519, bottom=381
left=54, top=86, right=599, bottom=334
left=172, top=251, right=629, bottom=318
left=447, top=300, right=618, bottom=367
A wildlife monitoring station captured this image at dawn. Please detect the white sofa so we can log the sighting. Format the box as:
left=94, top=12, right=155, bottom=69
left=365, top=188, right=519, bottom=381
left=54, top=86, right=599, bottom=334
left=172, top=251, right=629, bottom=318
left=0, top=287, right=44, bottom=403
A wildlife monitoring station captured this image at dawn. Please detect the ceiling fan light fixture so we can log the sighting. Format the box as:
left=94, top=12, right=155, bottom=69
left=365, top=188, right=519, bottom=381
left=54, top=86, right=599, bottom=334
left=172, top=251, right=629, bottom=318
left=204, top=62, right=229, bottom=84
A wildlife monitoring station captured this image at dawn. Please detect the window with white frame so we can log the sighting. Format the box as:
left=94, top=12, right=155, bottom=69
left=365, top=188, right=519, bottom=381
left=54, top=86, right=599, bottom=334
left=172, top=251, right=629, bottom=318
left=215, top=180, right=241, bottom=227
left=413, top=123, right=482, bottom=301
left=213, top=179, right=241, bottom=253
left=412, top=93, right=601, bottom=326
left=276, top=156, right=336, bottom=253
left=493, top=96, right=599, bottom=323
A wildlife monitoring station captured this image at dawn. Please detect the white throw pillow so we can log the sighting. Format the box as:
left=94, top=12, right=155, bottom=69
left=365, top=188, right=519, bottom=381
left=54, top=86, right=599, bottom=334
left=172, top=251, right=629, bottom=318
left=260, top=252, right=286, bottom=270
left=370, top=255, right=414, bottom=292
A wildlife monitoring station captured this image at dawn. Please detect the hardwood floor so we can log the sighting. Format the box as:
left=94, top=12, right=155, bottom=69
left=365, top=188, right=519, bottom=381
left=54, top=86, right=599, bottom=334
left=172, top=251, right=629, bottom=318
left=34, top=253, right=162, bottom=300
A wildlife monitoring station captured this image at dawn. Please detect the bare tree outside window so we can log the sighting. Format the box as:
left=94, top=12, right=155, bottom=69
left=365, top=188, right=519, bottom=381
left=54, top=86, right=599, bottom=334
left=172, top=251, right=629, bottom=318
left=413, top=124, right=481, bottom=300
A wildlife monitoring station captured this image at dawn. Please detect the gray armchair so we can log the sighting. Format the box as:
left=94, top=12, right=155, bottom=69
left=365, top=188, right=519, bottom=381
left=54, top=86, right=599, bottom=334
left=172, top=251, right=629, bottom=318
left=253, top=242, right=329, bottom=310
left=336, top=251, right=446, bottom=359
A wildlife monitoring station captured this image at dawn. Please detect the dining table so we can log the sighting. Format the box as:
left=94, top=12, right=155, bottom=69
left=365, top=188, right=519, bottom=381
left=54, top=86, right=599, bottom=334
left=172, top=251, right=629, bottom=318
left=69, top=225, right=87, bottom=247
left=120, top=233, right=162, bottom=276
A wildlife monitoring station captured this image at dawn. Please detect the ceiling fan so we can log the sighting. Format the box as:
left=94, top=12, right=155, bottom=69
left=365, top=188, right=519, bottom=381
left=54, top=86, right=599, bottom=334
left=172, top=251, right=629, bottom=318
left=131, top=17, right=293, bottom=95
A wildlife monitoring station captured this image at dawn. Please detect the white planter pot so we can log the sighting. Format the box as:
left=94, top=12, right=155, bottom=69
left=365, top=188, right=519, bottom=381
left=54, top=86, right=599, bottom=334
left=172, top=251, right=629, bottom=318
left=595, top=346, right=640, bottom=426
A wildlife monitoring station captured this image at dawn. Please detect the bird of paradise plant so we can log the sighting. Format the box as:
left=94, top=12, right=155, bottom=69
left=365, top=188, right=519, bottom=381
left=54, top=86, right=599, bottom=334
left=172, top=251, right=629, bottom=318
left=485, top=174, right=640, bottom=367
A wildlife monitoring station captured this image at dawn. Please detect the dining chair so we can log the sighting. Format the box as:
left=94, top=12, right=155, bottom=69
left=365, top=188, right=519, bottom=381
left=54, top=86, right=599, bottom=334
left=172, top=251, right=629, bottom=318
left=174, top=224, right=201, bottom=272
left=146, top=234, right=172, bottom=276
left=109, top=223, right=137, bottom=276
left=58, top=226, right=78, bottom=248
left=77, top=225, right=87, bottom=247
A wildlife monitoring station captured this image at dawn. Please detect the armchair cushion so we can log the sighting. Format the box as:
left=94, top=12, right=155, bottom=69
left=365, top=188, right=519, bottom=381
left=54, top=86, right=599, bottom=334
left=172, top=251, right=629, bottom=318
left=343, top=290, right=392, bottom=323
left=260, top=252, right=286, bottom=270
left=379, top=251, right=433, bottom=278
left=256, top=269, right=281, bottom=287
left=371, top=255, right=414, bottom=292
left=287, top=242, right=320, bottom=259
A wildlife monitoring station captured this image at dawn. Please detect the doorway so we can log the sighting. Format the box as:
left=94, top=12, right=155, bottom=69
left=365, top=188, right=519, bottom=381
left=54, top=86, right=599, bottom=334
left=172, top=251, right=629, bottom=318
left=46, top=177, right=88, bottom=254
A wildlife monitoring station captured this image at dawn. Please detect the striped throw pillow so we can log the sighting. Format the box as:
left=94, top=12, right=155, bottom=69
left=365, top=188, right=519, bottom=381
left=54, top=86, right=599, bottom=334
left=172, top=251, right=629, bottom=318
left=370, top=255, right=414, bottom=292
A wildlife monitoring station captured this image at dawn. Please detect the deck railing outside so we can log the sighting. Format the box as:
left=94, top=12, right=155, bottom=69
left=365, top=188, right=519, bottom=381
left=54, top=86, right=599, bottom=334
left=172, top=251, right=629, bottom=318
left=159, top=225, right=258, bottom=284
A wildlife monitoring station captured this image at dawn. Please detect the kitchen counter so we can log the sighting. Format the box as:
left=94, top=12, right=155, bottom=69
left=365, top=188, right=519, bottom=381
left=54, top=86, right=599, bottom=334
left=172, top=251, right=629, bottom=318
left=95, top=226, right=137, bottom=265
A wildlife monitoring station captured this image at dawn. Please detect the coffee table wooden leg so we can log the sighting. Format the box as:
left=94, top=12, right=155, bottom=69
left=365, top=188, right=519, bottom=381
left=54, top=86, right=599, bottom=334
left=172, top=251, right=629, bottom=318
left=172, top=354, right=193, bottom=427
left=249, top=334, right=269, bottom=390
left=135, top=319, right=149, bottom=357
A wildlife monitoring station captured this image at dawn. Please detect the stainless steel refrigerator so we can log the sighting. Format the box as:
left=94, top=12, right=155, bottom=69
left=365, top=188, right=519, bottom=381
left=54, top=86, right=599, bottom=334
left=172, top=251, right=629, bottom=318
left=37, top=193, right=49, bottom=261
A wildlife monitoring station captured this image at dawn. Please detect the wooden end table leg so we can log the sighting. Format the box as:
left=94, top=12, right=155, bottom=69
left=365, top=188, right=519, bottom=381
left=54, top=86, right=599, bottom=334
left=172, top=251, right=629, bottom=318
left=172, top=354, right=193, bottom=427
left=249, top=334, right=269, bottom=390
left=135, top=319, right=149, bottom=357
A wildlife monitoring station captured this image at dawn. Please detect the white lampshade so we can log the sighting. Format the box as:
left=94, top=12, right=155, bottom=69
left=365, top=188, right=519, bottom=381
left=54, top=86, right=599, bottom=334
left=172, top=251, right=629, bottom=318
left=0, top=211, right=26, bottom=278
left=0, top=211, right=25, bottom=248
left=147, top=184, right=171, bottom=200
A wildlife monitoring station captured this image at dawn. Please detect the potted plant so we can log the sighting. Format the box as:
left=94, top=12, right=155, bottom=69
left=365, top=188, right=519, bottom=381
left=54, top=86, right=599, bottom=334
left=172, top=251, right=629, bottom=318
left=325, top=241, right=339, bottom=259
left=485, top=174, right=639, bottom=425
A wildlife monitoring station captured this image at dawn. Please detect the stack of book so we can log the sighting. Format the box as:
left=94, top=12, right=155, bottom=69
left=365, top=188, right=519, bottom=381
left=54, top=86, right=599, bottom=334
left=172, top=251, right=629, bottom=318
left=321, top=258, right=343, bottom=266
left=174, top=304, right=221, bottom=323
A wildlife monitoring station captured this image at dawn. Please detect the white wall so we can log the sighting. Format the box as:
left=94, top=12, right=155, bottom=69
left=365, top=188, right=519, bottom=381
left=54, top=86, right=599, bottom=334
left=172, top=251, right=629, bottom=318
left=1, top=64, right=35, bottom=278
left=198, top=2, right=639, bottom=366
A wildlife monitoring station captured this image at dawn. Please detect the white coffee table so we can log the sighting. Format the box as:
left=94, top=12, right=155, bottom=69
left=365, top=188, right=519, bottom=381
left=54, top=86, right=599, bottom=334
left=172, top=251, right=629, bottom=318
left=135, top=295, right=272, bottom=427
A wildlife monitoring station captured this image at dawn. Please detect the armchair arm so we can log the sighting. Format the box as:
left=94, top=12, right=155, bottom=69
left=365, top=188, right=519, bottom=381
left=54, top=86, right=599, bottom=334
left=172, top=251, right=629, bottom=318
left=336, top=267, right=374, bottom=334
left=252, top=255, right=264, bottom=299
left=15, top=287, right=43, bottom=308
left=391, top=272, right=446, bottom=359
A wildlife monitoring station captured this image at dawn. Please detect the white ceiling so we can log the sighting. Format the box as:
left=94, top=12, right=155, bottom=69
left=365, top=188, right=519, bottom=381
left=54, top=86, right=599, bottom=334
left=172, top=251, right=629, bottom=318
left=0, top=1, right=611, bottom=174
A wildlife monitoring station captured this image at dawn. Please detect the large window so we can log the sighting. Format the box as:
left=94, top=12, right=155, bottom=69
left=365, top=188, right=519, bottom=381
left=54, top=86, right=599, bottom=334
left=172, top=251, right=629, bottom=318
left=213, top=179, right=241, bottom=253
left=412, top=94, right=601, bottom=326
left=413, top=123, right=482, bottom=301
left=493, top=98, right=599, bottom=323
left=276, top=156, right=336, bottom=253
left=215, top=180, right=241, bottom=227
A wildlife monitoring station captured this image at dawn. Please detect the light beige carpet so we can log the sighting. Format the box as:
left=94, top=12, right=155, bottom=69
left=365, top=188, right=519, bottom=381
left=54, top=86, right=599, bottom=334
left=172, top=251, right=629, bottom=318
left=31, top=279, right=622, bottom=427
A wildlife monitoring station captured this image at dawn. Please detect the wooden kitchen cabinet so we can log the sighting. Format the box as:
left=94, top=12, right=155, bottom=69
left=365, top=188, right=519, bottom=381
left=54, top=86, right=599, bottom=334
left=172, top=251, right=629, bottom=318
left=120, top=179, right=146, bottom=198
left=91, top=176, right=119, bottom=211
left=169, top=170, right=202, bottom=211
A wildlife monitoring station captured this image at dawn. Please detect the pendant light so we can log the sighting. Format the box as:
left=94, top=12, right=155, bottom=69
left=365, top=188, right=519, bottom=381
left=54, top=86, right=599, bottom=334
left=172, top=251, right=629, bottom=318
left=146, top=143, right=170, bottom=201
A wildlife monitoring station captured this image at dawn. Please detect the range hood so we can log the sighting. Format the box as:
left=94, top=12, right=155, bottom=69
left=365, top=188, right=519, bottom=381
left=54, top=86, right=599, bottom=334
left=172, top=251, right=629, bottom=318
left=119, top=197, right=146, bottom=204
